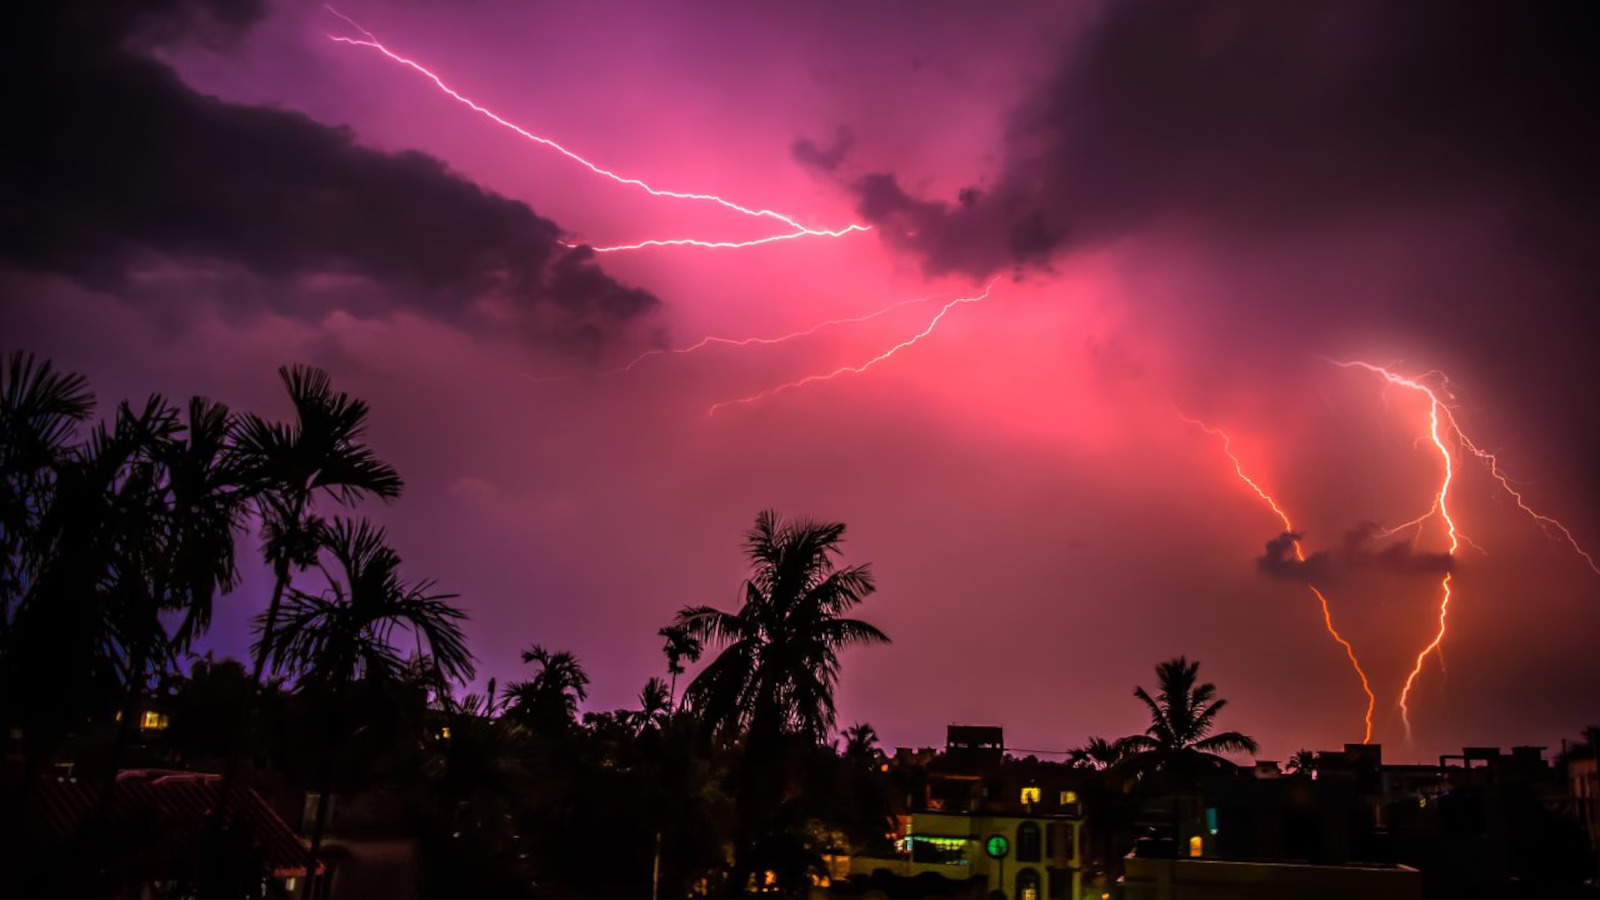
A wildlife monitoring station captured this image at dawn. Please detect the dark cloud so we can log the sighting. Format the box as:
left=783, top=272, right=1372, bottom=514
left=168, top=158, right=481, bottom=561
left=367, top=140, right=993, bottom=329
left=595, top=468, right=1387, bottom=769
left=1257, top=524, right=1454, bottom=583
left=790, top=127, right=854, bottom=173
left=0, top=0, right=658, bottom=348
left=819, top=0, right=1599, bottom=278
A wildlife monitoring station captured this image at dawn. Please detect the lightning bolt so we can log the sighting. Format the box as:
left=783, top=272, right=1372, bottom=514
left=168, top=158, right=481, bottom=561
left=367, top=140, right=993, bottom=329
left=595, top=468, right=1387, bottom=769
left=1331, top=362, right=1461, bottom=743
left=706, top=282, right=996, bottom=415
left=615, top=294, right=937, bottom=373
left=324, top=8, right=868, bottom=251
left=1334, top=359, right=1600, bottom=741
left=1180, top=415, right=1377, bottom=743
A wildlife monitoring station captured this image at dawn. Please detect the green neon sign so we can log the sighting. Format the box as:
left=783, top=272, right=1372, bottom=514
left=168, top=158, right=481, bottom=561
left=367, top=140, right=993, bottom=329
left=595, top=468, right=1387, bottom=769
left=984, top=834, right=1009, bottom=859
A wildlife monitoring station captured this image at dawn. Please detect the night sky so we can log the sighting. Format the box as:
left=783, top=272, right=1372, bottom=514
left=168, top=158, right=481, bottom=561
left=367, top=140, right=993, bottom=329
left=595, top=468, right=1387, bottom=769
left=6, top=0, right=1599, bottom=763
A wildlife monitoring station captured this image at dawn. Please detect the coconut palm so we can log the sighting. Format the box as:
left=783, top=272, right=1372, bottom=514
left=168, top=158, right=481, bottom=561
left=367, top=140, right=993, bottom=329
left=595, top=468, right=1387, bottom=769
left=1119, top=657, right=1258, bottom=785
left=236, top=364, right=403, bottom=692
left=674, top=510, right=887, bottom=897
left=841, top=722, right=880, bottom=761
left=633, top=677, right=673, bottom=735
left=1072, top=736, right=1135, bottom=771
left=261, top=516, right=474, bottom=900
left=673, top=510, right=888, bottom=747
left=506, top=645, right=589, bottom=733
left=1285, top=748, right=1318, bottom=776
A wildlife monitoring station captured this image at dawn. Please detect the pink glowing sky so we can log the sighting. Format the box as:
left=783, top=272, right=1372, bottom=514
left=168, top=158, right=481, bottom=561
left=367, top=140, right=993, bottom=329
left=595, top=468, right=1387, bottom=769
left=8, top=0, right=1599, bottom=763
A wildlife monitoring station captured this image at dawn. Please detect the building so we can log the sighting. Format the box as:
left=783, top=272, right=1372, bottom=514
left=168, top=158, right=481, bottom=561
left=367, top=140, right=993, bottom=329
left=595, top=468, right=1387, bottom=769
left=841, top=726, right=1085, bottom=900
left=11, top=769, right=315, bottom=898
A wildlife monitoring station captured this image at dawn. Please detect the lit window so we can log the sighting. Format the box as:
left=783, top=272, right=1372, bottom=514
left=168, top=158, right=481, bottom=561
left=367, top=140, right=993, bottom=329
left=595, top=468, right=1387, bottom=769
left=1021, top=786, right=1042, bottom=804
left=439, top=726, right=451, bottom=740
left=1188, top=835, right=1203, bottom=858
left=1060, top=790, right=1078, bottom=805
left=140, top=711, right=168, bottom=731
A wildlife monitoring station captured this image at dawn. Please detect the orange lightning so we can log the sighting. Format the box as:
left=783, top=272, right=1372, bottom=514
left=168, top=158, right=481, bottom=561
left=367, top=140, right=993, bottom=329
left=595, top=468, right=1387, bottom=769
left=324, top=8, right=868, bottom=252
left=1180, top=416, right=1376, bottom=743
left=1332, top=361, right=1458, bottom=742
left=706, top=282, right=995, bottom=415
left=1335, top=359, right=1600, bottom=740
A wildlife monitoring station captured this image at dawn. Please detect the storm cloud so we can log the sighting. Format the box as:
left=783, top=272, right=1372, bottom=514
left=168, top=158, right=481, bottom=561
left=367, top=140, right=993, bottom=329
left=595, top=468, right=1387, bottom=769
left=0, top=0, right=658, bottom=349
left=1257, top=524, right=1455, bottom=583
left=818, top=0, right=1598, bottom=278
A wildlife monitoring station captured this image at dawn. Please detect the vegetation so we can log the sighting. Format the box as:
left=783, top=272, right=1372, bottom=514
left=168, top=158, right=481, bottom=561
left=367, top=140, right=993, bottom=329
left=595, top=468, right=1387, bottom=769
left=3, top=350, right=1594, bottom=900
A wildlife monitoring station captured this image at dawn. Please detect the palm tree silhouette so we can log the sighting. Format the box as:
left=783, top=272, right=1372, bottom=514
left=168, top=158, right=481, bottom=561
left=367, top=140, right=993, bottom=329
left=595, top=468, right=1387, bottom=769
left=506, top=645, right=589, bottom=733
left=659, top=623, right=703, bottom=713
left=633, top=677, right=673, bottom=735
left=261, top=516, right=473, bottom=900
left=841, top=722, right=880, bottom=760
left=1072, top=735, right=1135, bottom=771
left=673, top=510, right=887, bottom=896
left=673, top=510, right=888, bottom=747
left=1120, top=657, right=1258, bottom=785
left=1285, top=749, right=1318, bottom=775
left=236, top=365, right=403, bottom=693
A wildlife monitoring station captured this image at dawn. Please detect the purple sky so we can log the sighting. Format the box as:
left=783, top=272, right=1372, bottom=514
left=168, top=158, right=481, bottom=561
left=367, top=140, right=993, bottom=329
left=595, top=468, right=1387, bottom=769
left=7, top=0, right=1599, bottom=763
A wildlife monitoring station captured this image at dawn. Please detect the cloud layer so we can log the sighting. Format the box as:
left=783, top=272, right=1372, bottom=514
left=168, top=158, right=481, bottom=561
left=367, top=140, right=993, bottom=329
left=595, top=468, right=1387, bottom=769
left=0, top=0, right=658, bottom=350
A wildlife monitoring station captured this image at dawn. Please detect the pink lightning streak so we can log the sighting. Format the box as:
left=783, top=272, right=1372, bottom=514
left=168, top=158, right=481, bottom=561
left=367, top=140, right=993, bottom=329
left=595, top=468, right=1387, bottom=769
left=706, top=282, right=996, bottom=415
left=323, top=8, right=869, bottom=252
left=1179, top=416, right=1376, bottom=743
left=614, top=294, right=937, bottom=374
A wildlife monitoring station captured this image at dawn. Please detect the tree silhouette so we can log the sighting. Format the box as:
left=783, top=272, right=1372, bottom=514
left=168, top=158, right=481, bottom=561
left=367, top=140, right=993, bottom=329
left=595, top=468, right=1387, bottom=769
left=674, top=510, right=888, bottom=896
left=261, top=516, right=473, bottom=900
left=1285, top=748, right=1317, bottom=775
left=506, top=645, right=589, bottom=734
left=633, top=677, right=673, bottom=735
left=236, top=364, right=403, bottom=694
left=841, top=722, right=880, bottom=761
left=674, top=510, right=887, bottom=746
left=659, top=623, right=703, bottom=712
left=1120, top=657, right=1258, bottom=786
left=1072, top=735, right=1135, bottom=771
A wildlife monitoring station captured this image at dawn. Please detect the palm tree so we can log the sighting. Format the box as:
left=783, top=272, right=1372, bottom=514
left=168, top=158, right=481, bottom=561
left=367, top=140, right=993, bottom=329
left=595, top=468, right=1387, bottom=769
left=261, top=516, right=474, bottom=900
left=1285, top=749, right=1318, bottom=776
left=236, top=365, right=403, bottom=693
left=506, top=645, right=589, bottom=733
left=1072, top=735, right=1134, bottom=771
left=674, top=510, right=888, bottom=896
left=841, top=722, right=880, bottom=761
left=0, top=351, right=94, bottom=613
left=1120, top=657, right=1258, bottom=786
left=673, top=510, right=888, bottom=747
left=659, top=623, right=703, bottom=713
left=633, top=677, right=673, bottom=735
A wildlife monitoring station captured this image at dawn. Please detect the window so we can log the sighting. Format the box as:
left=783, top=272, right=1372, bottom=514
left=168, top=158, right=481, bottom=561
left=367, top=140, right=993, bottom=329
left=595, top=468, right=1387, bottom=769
left=1059, top=790, right=1078, bottom=805
left=140, top=711, right=168, bottom=731
left=1015, top=867, right=1041, bottom=900
left=1188, top=835, right=1204, bottom=858
left=1020, top=786, right=1042, bottom=805
left=1045, top=823, right=1060, bottom=857
left=1047, top=867, right=1068, bottom=899
left=1016, top=821, right=1041, bottom=862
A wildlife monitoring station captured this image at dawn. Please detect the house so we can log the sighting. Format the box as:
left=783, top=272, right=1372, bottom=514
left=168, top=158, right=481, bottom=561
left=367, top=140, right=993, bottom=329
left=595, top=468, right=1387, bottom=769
left=838, top=726, right=1084, bottom=900
left=11, top=769, right=315, bottom=898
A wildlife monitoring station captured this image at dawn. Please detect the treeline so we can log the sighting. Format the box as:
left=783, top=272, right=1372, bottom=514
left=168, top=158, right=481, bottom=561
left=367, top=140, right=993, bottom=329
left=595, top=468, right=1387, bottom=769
left=0, top=352, right=894, bottom=899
